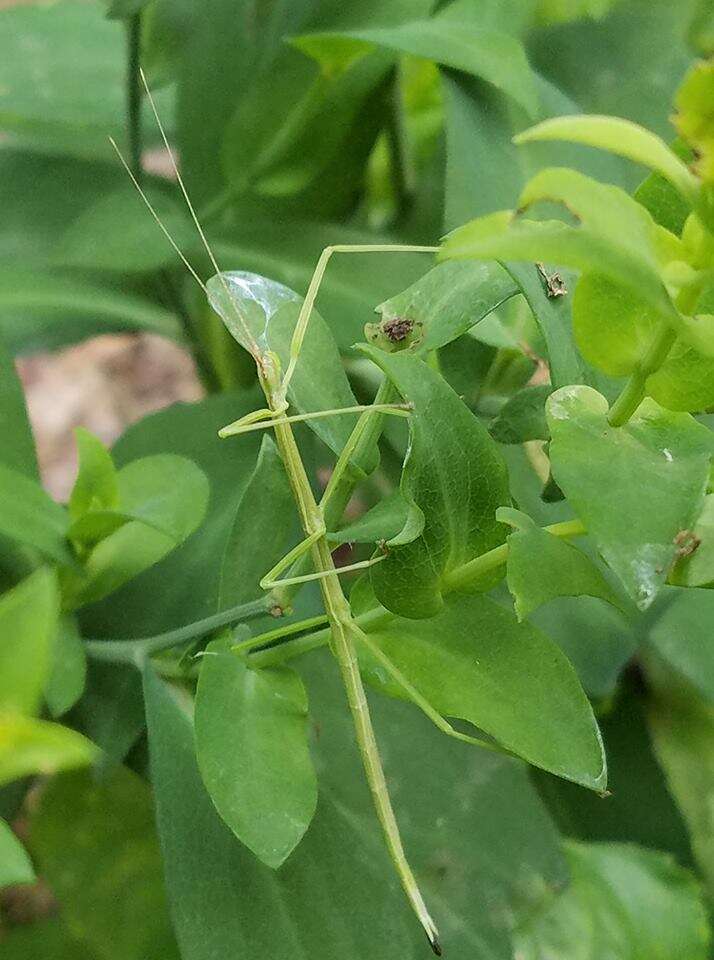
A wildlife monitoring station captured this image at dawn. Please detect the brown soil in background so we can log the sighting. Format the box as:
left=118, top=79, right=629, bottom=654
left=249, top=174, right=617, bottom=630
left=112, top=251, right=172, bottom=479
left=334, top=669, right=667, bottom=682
left=17, top=334, right=203, bottom=501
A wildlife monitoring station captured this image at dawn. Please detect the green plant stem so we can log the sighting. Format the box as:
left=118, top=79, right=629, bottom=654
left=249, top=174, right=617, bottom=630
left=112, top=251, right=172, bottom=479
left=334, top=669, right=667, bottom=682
left=250, top=517, right=587, bottom=668
left=607, top=320, right=677, bottom=427
left=384, top=64, right=414, bottom=221
left=84, top=596, right=276, bottom=666
left=126, top=14, right=143, bottom=185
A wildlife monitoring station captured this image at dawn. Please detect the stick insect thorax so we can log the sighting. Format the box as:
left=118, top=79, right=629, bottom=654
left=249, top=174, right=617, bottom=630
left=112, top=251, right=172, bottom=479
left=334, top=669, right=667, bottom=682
left=112, top=71, right=442, bottom=954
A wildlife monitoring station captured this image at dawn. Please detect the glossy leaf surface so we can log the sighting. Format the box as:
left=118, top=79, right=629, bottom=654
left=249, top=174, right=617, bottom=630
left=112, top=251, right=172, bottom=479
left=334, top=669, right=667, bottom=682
left=208, top=272, right=374, bottom=467
left=294, top=20, right=538, bottom=115
left=547, top=386, right=713, bottom=607
left=68, top=428, right=118, bottom=521
left=218, top=435, right=294, bottom=606
left=81, top=391, right=264, bottom=636
left=489, top=384, right=552, bottom=444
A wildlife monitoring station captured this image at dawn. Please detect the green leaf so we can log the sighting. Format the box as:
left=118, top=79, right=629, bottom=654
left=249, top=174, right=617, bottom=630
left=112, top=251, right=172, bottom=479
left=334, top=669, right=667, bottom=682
left=669, top=494, right=714, bottom=587
left=645, top=587, right=714, bottom=701
left=65, top=454, right=209, bottom=604
left=0, top=269, right=181, bottom=354
left=530, top=598, right=637, bottom=700
left=114, top=454, right=209, bottom=542
left=45, top=616, right=87, bottom=719
left=635, top=168, right=692, bottom=236
left=69, top=453, right=209, bottom=546
left=674, top=59, right=714, bottom=183
left=0, top=464, right=72, bottom=565
left=218, top=435, right=294, bottom=607
left=69, top=429, right=119, bottom=521
left=212, top=225, right=427, bottom=352
left=515, top=840, right=710, bottom=960
left=505, top=525, right=625, bottom=621
left=573, top=274, right=714, bottom=412
left=0, top=1, right=126, bottom=159
left=144, top=666, right=416, bottom=958
left=647, top=669, right=714, bottom=903
left=195, top=639, right=317, bottom=868
left=504, top=262, right=606, bottom=389
left=56, top=185, right=192, bottom=274
left=145, top=654, right=567, bottom=958
left=63, top=521, right=178, bottom=610
left=547, top=385, right=713, bottom=608
left=294, top=20, right=538, bottom=115
left=80, top=391, right=265, bottom=636
left=207, top=272, right=374, bottom=467
left=0, top=817, right=35, bottom=888
left=490, top=384, right=552, bottom=443
left=329, top=490, right=409, bottom=546
left=441, top=168, right=680, bottom=324
left=0, top=568, right=59, bottom=715
left=0, top=715, right=97, bottom=787
left=515, top=114, right=699, bottom=204
left=533, top=680, right=692, bottom=861
left=364, top=593, right=606, bottom=790
left=374, top=260, right=518, bottom=353
left=71, top=660, right=145, bottom=770
left=359, top=347, right=510, bottom=618
left=30, top=767, right=180, bottom=960
left=105, top=0, right=152, bottom=19
left=0, top=331, right=37, bottom=479
left=528, top=0, right=695, bottom=139
left=223, top=48, right=393, bottom=206
left=1, top=919, right=97, bottom=960
left=175, top=0, right=304, bottom=204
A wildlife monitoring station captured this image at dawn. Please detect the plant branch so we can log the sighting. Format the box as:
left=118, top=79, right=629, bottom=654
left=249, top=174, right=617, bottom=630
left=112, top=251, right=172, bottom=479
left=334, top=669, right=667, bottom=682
left=126, top=13, right=143, bottom=184
left=84, top=596, right=276, bottom=666
left=384, top=63, right=415, bottom=222
left=607, top=319, right=677, bottom=427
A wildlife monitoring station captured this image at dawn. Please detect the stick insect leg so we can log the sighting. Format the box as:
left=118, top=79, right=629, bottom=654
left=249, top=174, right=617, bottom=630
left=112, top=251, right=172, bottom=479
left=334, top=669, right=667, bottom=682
left=355, top=627, right=512, bottom=757
left=280, top=243, right=439, bottom=397
left=260, top=528, right=387, bottom=592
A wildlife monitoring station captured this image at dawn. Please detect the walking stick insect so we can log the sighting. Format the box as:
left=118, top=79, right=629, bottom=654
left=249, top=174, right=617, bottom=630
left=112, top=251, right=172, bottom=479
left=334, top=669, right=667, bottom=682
left=111, top=69, right=443, bottom=953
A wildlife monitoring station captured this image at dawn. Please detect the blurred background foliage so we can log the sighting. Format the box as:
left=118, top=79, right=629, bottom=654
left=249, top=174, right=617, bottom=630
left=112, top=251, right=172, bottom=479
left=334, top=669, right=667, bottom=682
left=1, top=0, right=714, bottom=958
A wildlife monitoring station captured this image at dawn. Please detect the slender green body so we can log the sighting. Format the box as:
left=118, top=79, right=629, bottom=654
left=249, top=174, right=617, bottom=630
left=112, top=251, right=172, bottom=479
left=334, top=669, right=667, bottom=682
left=259, top=357, right=440, bottom=953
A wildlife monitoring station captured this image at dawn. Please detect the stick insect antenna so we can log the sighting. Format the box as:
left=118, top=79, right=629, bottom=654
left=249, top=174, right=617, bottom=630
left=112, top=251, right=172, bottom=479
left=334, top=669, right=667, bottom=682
left=108, top=136, right=208, bottom=294
left=139, top=68, right=260, bottom=359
